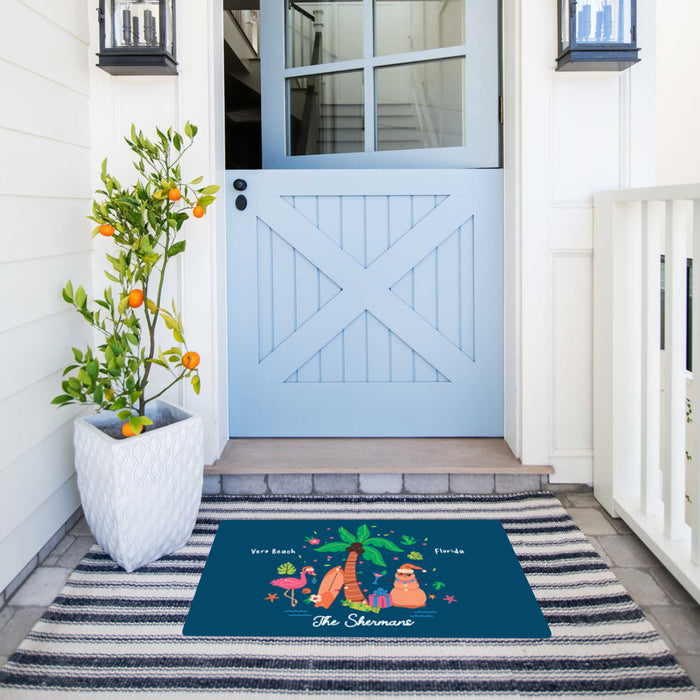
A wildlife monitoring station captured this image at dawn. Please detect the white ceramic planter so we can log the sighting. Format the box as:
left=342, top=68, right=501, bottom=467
left=74, top=400, right=204, bottom=572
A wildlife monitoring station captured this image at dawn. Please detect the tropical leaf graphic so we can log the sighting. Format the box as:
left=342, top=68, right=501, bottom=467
left=407, top=551, right=423, bottom=561
left=277, top=562, right=296, bottom=575
left=433, top=581, right=446, bottom=590
left=400, top=535, right=417, bottom=545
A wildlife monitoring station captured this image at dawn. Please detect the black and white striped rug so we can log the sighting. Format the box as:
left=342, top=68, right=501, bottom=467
left=0, top=493, right=697, bottom=698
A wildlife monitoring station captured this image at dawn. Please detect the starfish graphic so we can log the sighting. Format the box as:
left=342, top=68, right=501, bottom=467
left=428, top=594, right=436, bottom=599
left=265, top=593, right=279, bottom=603
left=443, top=595, right=457, bottom=604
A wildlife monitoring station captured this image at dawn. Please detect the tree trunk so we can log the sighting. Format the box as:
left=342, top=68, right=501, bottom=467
left=343, top=550, right=368, bottom=604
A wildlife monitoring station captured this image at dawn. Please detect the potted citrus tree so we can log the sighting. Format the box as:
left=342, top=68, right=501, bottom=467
left=52, top=123, right=219, bottom=572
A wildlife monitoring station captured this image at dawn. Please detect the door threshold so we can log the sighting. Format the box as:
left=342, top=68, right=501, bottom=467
left=206, top=438, right=553, bottom=475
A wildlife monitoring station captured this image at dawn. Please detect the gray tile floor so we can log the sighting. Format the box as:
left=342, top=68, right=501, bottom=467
left=0, top=492, right=699, bottom=687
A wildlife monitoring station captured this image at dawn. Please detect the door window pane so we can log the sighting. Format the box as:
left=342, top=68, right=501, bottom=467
left=287, top=70, right=364, bottom=155
left=287, top=1, right=363, bottom=68
left=375, top=0, right=464, bottom=57
left=375, top=58, right=464, bottom=151
left=574, top=0, right=632, bottom=44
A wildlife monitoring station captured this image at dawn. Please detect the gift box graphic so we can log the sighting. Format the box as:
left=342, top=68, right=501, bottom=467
left=369, top=588, right=393, bottom=608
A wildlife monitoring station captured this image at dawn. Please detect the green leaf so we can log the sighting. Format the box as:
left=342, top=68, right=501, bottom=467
left=51, top=394, right=73, bottom=405
left=87, top=359, right=99, bottom=380
left=190, top=176, right=203, bottom=185
left=357, top=524, right=370, bottom=542
left=173, top=329, right=184, bottom=343
left=314, top=542, right=349, bottom=553
left=71, top=347, right=83, bottom=362
left=198, top=185, right=220, bottom=195
left=75, top=286, right=87, bottom=308
left=77, top=369, right=91, bottom=386
left=407, top=551, right=423, bottom=560
left=184, top=122, right=194, bottom=139
left=364, top=537, right=403, bottom=552
left=362, top=546, right=386, bottom=568
left=167, top=240, right=186, bottom=258
left=117, top=296, right=130, bottom=315
left=162, top=314, right=177, bottom=330
left=62, top=281, right=74, bottom=304
left=191, top=374, right=201, bottom=395
left=338, top=527, right=356, bottom=544
left=136, top=416, right=154, bottom=427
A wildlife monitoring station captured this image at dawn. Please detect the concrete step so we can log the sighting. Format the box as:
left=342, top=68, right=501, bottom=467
left=203, top=472, right=551, bottom=496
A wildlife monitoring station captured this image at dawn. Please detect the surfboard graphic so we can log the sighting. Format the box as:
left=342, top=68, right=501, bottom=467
left=314, top=566, right=344, bottom=608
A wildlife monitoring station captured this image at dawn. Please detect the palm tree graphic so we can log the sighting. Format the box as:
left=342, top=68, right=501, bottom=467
left=315, top=525, right=402, bottom=605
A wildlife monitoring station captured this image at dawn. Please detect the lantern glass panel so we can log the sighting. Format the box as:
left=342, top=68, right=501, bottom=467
left=561, top=0, right=570, bottom=49
left=574, top=0, right=632, bottom=45
left=105, top=1, right=172, bottom=51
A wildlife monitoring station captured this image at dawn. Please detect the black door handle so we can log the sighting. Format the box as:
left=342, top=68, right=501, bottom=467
left=235, top=195, right=247, bottom=211
left=233, top=179, right=247, bottom=191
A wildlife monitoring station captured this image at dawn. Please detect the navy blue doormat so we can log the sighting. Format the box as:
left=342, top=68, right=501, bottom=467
left=184, top=519, right=551, bottom=639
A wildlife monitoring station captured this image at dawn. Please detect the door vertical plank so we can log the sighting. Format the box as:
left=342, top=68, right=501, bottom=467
left=295, top=253, right=322, bottom=382
left=367, top=312, right=390, bottom=381
left=460, top=217, right=475, bottom=359
left=256, top=219, right=274, bottom=361
left=344, top=311, right=367, bottom=382
left=341, top=195, right=366, bottom=267
left=388, top=195, right=412, bottom=247
left=365, top=195, right=389, bottom=266
left=271, top=231, right=297, bottom=349
left=437, top=228, right=460, bottom=348
left=320, top=332, right=344, bottom=382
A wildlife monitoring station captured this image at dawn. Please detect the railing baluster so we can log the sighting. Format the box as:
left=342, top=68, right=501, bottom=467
left=641, top=202, right=662, bottom=515
left=664, top=200, right=688, bottom=540
left=693, top=200, right=700, bottom=565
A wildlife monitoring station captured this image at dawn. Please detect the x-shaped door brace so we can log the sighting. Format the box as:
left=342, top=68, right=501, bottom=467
left=258, top=195, right=480, bottom=384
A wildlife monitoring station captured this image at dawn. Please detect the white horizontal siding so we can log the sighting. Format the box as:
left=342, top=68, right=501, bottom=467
left=0, top=61, right=90, bottom=147
left=0, top=196, right=92, bottom=264
left=0, top=371, right=84, bottom=472
left=0, top=1, right=89, bottom=95
left=0, top=130, right=91, bottom=197
left=0, top=311, right=88, bottom=402
left=0, top=424, right=80, bottom=544
left=0, top=252, right=92, bottom=333
left=0, top=0, right=90, bottom=595
left=18, top=0, right=90, bottom=44
left=0, top=476, right=80, bottom=593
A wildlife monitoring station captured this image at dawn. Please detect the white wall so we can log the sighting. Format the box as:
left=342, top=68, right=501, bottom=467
left=656, top=0, right=700, bottom=185
left=0, top=0, right=92, bottom=592
left=87, top=0, right=229, bottom=467
left=510, top=0, right=657, bottom=483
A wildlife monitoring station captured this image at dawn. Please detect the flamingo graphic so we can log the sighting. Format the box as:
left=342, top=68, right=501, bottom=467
left=270, top=566, right=316, bottom=607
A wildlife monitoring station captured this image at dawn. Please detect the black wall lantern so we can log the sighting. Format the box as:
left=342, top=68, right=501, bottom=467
left=97, top=0, right=177, bottom=75
left=557, top=0, right=640, bottom=71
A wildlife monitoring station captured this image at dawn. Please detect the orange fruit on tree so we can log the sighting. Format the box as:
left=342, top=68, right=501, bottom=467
left=128, top=289, right=144, bottom=308
left=122, top=422, right=142, bottom=437
left=193, top=205, right=204, bottom=218
left=182, top=351, right=200, bottom=370
left=168, top=188, right=181, bottom=201
left=99, top=224, right=115, bottom=237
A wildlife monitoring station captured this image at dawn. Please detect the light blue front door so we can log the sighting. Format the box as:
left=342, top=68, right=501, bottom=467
left=227, top=169, right=503, bottom=436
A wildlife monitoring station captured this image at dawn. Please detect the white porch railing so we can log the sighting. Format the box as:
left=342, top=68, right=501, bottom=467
left=594, top=184, right=700, bottom=604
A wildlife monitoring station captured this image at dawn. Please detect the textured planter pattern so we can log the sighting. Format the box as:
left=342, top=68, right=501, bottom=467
left=74, top=401, right=203, bottom=572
